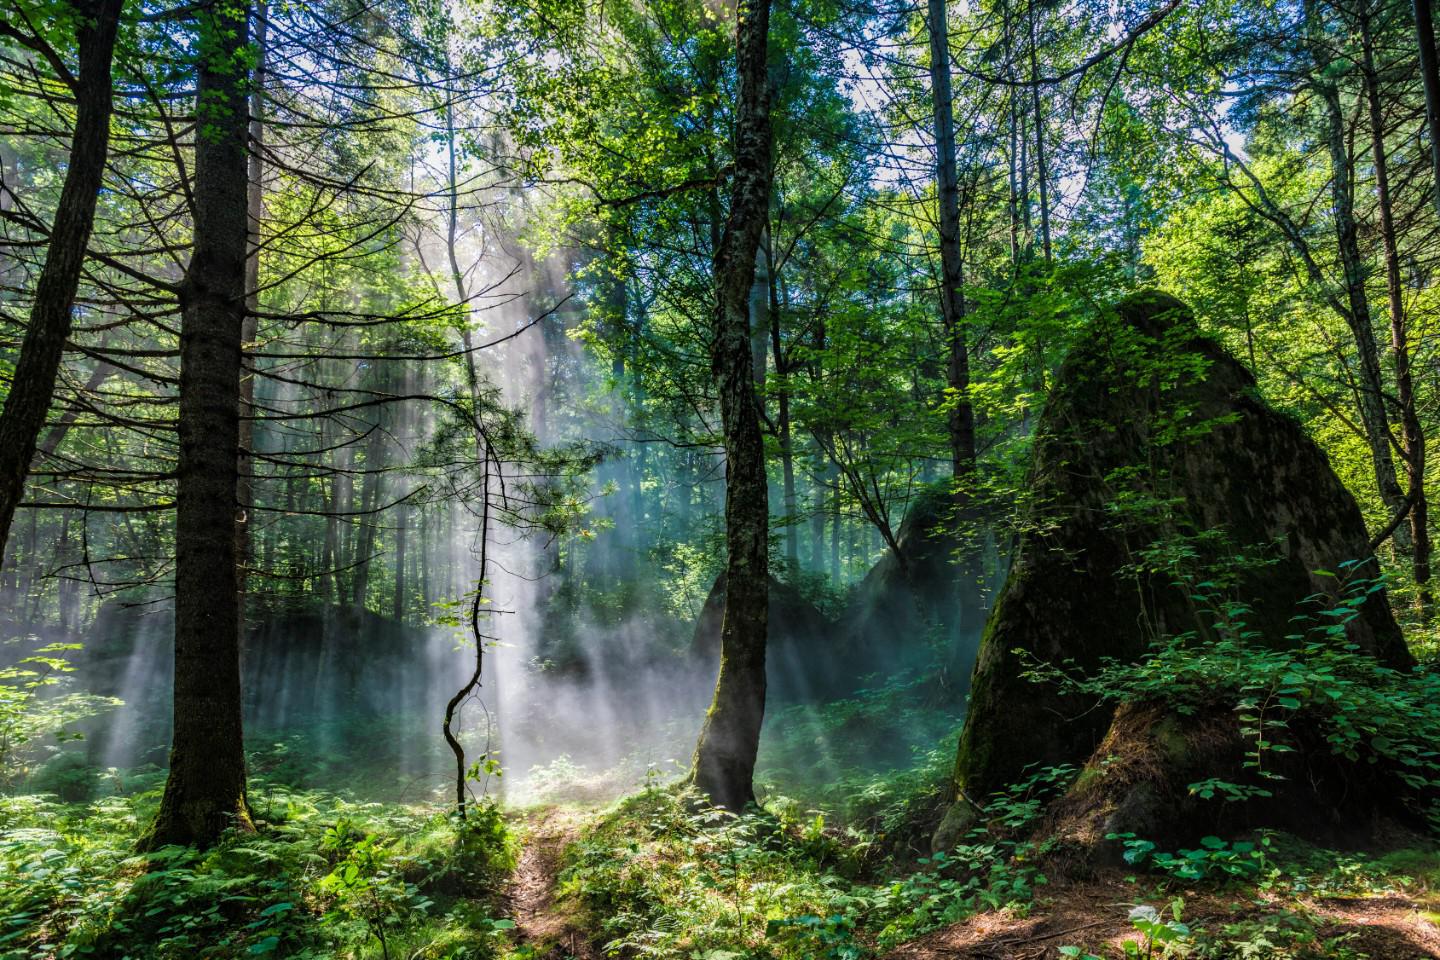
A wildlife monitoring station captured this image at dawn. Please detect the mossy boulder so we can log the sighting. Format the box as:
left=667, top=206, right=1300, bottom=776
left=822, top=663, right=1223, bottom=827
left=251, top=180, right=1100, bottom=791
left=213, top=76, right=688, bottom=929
left=940, top=291, right=1410, bottom=847
left=1040, top=700, right=1415, bottom=860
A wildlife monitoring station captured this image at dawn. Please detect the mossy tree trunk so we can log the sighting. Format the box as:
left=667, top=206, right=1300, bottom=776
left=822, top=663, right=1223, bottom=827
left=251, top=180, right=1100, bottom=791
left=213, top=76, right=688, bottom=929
left=143, top=0, right=255, bottom=850
left=689, top=0, right=774, bottom=812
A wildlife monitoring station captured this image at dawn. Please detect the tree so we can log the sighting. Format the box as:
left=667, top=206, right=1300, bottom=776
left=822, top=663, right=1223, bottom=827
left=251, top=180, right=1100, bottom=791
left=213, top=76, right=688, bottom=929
left=926, top=0, right=978, bottom=488
left=0, top=0, right=125, bottom=558
left=688, top=0, right=775, bottom=811
left=142, top=0, right=255, bottom=850
left=1413, top=0, right=1440, bottom=215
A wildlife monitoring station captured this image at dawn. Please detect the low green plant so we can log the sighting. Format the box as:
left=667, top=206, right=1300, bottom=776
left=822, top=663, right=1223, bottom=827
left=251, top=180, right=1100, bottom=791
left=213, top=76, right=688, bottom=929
left=1110, top=832, right=1273, bottom=882
left=0, top=640, right=119, bottom=789
left=0, top=786, right=516, bottom=959
left=1062, top=897, right=1369, bottom=960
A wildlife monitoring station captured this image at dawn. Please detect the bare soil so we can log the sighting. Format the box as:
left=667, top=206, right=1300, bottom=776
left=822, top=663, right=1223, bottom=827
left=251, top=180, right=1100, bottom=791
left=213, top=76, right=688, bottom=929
left=506, top=808, right=600, bottom=960
left=882, top=873, right=1440, bottom=959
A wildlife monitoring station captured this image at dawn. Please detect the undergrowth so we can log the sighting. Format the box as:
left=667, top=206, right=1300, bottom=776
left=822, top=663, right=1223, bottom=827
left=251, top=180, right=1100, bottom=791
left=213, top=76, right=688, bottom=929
left=558, top=765, right=1064, bottom=960
left=0, top=776, right=518, bottom=960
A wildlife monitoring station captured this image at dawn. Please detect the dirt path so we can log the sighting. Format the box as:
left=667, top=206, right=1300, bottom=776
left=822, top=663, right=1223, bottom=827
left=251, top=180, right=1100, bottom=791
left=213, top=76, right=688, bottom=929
left=506, top=808, right=600, bottom=960
left=882, top=875, right=1440, bottom=959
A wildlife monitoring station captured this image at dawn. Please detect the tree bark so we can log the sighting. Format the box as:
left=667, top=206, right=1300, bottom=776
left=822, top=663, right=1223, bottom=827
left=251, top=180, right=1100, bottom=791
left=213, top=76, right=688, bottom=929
left=1027, top=0, right=1052, bottom=262
left=1305, top=0, right=1409, bottom=549
left=237, top=0, right=266, bottom=593
left=350, top=419, right=387, bottom=612
left=771, top=271, right=798, bottom=569
left=143, top=0, right=255, bottom=850
left=1361, top=13, right=1431, bottom=599
left=1004, top=0, right=1020, bottom=266
left=0, top=0, right=123, bottom=559
left=689, top=0, right=774, bottom=812
left=926, top=0, right=978, bottom=486
left=1414, top=0, right=1440, bottom=217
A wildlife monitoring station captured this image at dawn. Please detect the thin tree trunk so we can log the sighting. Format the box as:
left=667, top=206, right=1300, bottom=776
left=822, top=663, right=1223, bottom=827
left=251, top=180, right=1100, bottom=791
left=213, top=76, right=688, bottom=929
left=1309, top=4, right=1411, bottom=548
left=393, top=498, right=408, bottom=621
left=1362, top=14, right=1431, bottom=599
left=1005, top=0, right=1020, bottom=266
left=0, top=0, right=123, bottom=558
left=350, top=422, right=387, bottom=612
left=143, top=0, right=255, bottom=850
left=689, top=0, right=774, bottom=812
left=321, top=422, right=339, bottom=603
left=927, top=0, right=978, bottom=487
left=1414, top=0, right=1440, bottom=217
left=237, top=0, right=266, bottom=593
left=771, top=272, right=798, bottom=570
left=443, top=445, right=490, bottom=820
left=808, top=461, right=824, bottom=569
left=1027, top=0, right=1052, bottom=262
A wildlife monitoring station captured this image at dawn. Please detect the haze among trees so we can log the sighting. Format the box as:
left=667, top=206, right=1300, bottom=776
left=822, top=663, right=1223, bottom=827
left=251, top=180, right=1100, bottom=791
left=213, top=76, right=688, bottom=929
left=6, top=0, right=1440, bottom=955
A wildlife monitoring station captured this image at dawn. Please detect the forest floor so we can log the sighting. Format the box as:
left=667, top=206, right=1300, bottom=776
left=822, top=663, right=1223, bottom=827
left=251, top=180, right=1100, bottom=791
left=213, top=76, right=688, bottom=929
left=882, top=872, right=1440, bottom=959
left=506, top=806, right=599, bottom=960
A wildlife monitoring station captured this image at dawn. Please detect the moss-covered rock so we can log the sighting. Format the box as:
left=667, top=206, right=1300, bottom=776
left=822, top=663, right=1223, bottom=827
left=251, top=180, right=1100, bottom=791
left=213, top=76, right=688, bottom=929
left=942, top=291, right=1410, bottom=845
left=1042, top=700, right=1415, bottom=859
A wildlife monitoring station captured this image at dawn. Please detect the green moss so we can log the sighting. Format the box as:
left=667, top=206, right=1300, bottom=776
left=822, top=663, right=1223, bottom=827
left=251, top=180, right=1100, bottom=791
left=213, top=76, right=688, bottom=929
left=1152, top=718, right=1189, bottom=764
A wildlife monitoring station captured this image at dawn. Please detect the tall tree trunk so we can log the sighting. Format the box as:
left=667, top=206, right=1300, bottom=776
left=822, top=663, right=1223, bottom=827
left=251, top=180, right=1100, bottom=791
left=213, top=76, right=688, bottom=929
left=237, top=0, right=266, bottom=593
left=393, top=498, right=408, bottom=621
left=1004, top=0, right=1020, bottom=266
left=771, top=272, right=798, bottom=569
left=689, top=0, right=774, bottom=812
left=143, top=0, right=255, bottom=850
left=1414, top=0, right=1440, bottom=217
left=1362, top=14, right=1431, bottom=599
left=0, top=0, right=123, bottom=559
left=320, top=421, right=339, bottom=603
left=809, top=468, right=824, bottom=568
left=830, top=479, right=841, bottom=581
left=1027, top=0, right=1052, bottom=262
left=749, top=229, right=770, bottom=387
left=1309, top=3, right=1410, bottom=548
left=927, top=0, right=978, bottom=490
left=350, top=421, right=387, bottom=612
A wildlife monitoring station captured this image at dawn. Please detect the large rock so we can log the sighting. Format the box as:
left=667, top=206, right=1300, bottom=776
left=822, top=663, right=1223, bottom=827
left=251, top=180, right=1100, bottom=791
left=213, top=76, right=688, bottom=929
left=840, top=484, right=1000, bottom=694
left=690, top=572, right=838, bottom=701
left=940, top=291, right=1411, bottom=845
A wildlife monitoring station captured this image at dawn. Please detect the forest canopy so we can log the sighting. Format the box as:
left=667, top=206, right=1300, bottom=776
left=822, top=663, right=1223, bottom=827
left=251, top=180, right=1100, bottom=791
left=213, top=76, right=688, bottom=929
left=5, top=0, right=1440, bottom=955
